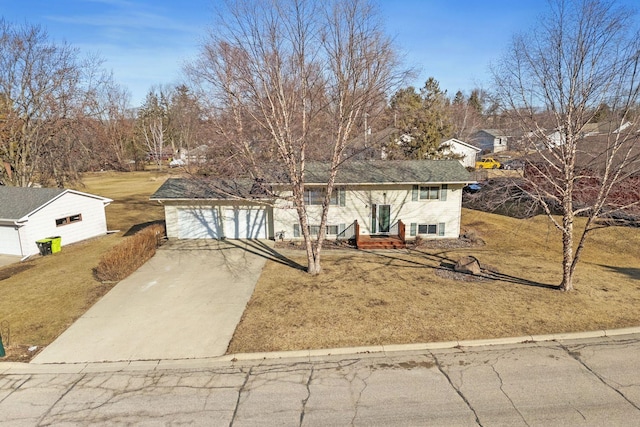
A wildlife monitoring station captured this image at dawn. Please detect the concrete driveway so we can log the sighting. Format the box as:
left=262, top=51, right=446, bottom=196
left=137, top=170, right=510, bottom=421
left=0, top=254, right=21, bottom=268
left=32, top=239, right=274, bottom=364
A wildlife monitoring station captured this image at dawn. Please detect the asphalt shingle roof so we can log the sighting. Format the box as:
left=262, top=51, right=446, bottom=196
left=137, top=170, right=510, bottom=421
left=304, top=160, right=471, bottom=185
left=0, top=187, right=66, bottom=221
left=150, top=178, right=263, bottom=200
left=151, top=160, right=471, bottom=200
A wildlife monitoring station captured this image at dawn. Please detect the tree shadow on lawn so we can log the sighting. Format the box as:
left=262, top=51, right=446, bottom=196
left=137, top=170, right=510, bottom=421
left=224, top=239, right=307, bottom=271
left=123, top=220, right=166, bottom=236
left=356, top=248, right=559, bottom=290
left=597, top=265, right=640, bottom=280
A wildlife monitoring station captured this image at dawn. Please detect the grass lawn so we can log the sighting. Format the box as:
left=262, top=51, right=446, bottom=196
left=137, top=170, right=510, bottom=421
left=0, top=170, right=170, bottom=361
left=227, top=210, right=640, bottom=353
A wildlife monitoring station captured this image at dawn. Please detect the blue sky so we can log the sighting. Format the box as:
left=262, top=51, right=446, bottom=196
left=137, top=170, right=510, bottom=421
left=0, top=0, right=635, bottom=106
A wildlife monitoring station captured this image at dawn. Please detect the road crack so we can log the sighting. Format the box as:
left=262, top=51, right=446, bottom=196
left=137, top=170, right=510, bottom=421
left=433, top=353, right=482, bottom=426
left=560, top=343, right=640, bottom=412
left=489, top=362, right=529, bottom=426
left=37, top=374, right=86, bottom=426
left=299, top=366, right=314, bottom=426
left=229, top=367, right=252, bottom=427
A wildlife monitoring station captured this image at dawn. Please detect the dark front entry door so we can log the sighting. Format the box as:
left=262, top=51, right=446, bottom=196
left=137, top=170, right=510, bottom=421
left=376, top=204, right=391, bottom=233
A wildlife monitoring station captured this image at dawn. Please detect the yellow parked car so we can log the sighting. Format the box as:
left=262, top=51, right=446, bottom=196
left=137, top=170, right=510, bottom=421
left=475, top=158, right=502, bottom=169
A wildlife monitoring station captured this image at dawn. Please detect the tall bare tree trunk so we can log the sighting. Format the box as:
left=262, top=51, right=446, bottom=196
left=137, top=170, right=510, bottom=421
left=560, top=212, right=575, bottom=292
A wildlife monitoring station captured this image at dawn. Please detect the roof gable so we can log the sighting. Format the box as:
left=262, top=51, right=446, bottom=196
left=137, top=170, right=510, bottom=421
left=0, top=187, right=111, bottom=222
left=440, top=138, right=482, bottom=152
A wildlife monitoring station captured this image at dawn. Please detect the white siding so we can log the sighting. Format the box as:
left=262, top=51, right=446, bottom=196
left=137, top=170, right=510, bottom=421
left=273, top=184, right=464, bottom=240
left=19, top=192, right=109, bottom=256
left=440, top=139, right=481, bottom=168
left=0, top=225, right=22, bottom=256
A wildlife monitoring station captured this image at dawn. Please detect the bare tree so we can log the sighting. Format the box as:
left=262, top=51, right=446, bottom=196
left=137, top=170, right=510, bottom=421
left=187, top=0, right=406, bottom=274
left=137, top=91, right=170, bottom=169
left=492, top=0, right=640, bottom=291
left=0, top=20, right=113, bottom=186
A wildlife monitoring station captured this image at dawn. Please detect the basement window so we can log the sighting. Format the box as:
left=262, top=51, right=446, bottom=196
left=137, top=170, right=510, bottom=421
left=56, top=214, right=82, bottom=227
left=418, top=224, right=438, bottom=235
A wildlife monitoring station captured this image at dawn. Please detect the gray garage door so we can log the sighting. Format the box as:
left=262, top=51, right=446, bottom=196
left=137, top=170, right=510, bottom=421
left=177, top=207, right=267, bottom=239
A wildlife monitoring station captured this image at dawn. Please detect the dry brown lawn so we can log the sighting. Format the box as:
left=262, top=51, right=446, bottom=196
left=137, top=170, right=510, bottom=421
left=228, top=209, right=640, bottom=353
left=0, top=170, right=170, bottom=361
left=1, top=169, right=638, bottom=361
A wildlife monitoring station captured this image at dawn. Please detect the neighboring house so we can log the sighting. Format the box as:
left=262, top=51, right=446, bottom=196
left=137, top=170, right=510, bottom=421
left=470, top=129, right=508, bottom=153
left=151, top=160, right=472, bottom=243
left=439, top=138, right=482, bottom=168
left=0, top=187, right=113, bottom=257
left=582, top=120, right=632, bottom=137
left=343, top=127, right=404, bottom=160
left=177, top=144, right=209, bottom=164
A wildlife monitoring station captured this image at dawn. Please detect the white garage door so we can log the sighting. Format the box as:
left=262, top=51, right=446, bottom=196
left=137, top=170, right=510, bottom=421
left=177, top=207, right=267, bottom=239
left=0, top=225, right=22, bottom=256
left=177, top=208, right=222, bottom=239
left=224, top=208, right=267, bottom=239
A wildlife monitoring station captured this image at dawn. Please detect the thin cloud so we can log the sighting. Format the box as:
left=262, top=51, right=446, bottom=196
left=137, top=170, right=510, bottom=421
left=44, top=1, right=198, bottom=35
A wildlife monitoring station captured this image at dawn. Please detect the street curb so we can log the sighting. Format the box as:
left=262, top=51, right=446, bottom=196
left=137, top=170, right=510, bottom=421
left=2, top=327, right=639, bottom=374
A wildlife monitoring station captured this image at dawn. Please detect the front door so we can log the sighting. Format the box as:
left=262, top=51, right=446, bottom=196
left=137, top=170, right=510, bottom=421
left=373, top=204, right=391, bottom=234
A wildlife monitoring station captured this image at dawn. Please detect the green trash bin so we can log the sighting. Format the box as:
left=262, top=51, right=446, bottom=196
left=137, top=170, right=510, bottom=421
left=36, top=239, right=53, bottom=255
left=47, top=236, right=62, bottom=253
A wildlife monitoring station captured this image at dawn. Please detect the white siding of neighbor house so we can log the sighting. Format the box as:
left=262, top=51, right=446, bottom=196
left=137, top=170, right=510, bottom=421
left=0, top=225, right=22, bottom=256
left=272, top=184, right=464, bottom=240
left=440, top=139, right=481, bottom=168
left=18, top=192, right=109, bottom=256
left=163, top=201, right=274, bottom=240
left=472, top=131, right=508, bottom=153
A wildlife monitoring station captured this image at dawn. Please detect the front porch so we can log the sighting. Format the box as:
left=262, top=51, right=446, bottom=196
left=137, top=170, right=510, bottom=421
left=339, top=220, right=406, bottom=250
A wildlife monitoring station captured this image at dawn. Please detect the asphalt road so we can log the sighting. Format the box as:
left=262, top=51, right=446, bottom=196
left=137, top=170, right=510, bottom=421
left=2, top=334, right=640, bottom=425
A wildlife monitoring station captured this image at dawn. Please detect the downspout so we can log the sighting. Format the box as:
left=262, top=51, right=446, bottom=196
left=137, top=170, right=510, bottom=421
left=14, top=220, right=30, bottom=261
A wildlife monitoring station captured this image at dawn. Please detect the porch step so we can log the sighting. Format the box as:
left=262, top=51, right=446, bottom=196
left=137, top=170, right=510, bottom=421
left=356, top=235, right=406, bottom=250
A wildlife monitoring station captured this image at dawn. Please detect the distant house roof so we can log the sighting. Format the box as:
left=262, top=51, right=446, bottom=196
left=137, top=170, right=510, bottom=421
left=582, top=120, right=632, bottom=135
left=476, top=129, right=509, bottom=138
left=0, top=187, right=112, bottom=223
left=440, top=138, right=482, bottom=152
left=348, top=127, right=401, bottom=149
left=151, top=160, right=472, bottom=201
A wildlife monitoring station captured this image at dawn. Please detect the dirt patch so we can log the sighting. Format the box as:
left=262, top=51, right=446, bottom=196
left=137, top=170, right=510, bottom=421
left=1, top=345, right=41, bottom=362
left=0, top=263, right=35, bottom=282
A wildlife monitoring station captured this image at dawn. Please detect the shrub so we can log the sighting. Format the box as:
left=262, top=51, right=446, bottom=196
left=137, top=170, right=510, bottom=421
left=94, top=224, right=165, bottom=282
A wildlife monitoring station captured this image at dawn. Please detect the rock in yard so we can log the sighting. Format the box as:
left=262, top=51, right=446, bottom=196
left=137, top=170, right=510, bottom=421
left=454, top=256, right=481, bottom=275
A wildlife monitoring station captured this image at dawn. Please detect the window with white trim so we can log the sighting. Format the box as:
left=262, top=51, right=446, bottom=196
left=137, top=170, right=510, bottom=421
left=418, top=224, right=438, bottom=234
left=293, top=223, right=340, bottom=236
left=411, top=222, right=446, bottom=237
left=412, top=184, right=448, bottom=201
left=56, top=214, right=82, bottom=227
left=304, top=188, right=345, bottom=206
left=419, top=186, right=440, bottom=200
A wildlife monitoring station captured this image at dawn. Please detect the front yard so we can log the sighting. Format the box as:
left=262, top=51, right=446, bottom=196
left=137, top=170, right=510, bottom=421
left=0, top=170, right=638, bottom=360
left=228, top=211, right=640, bottom=353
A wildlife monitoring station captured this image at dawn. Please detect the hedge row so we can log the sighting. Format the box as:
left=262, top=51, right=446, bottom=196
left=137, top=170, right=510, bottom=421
left=94, top=224, right=165, bottom=282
